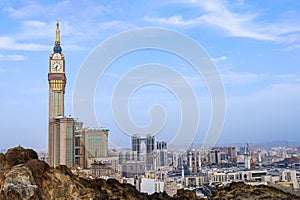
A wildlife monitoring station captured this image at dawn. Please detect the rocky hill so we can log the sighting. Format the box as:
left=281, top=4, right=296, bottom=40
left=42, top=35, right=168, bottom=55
left=210, top=182, right=300, bottom=200
left=0, top=147, right=299, bottom=200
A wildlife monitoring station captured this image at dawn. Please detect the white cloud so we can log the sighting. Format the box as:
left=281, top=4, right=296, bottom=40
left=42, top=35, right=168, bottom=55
left=145, top=0, right=300, bottom=43
left=98, top=21, right=136, bottom=30
left=0, top=36, right=49, bottom=51
left=144, top=16, right=197, bottom=26
left=221, top=71, right=265, bottom=85
left=0, top=53, right=27, bottom=61
left=283, top=44, right=300, bottom=51
left=104, top=72, right=120, bottom=79
left=16, top=20, right=52, bottom=40
left=220, top=71, right=300, bottom=86
left=212, top=56, right=227, bottom=63
left=63, top=44, right=86, bottom=51
left=3, top=5, right=44, bottom=18
left=275, top=74, right=300, bottom=83
left=2, top=1, right=114, bottom=42
left=20, top=87, right=46, bottom=94
left=3, top=1, right=109, bottom=20
left=23, top=20, right=47, bottom=27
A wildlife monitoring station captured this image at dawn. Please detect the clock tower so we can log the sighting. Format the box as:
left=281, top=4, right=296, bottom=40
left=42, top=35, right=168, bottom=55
left=48, top=21, right=72, bottom=167
left=47, top=21, right=109, bottom=168
left=48, top=20, right=66, bottom=119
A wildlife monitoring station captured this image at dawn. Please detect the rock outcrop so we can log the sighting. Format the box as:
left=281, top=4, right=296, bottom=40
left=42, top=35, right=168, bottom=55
left=210, top=182, right=300, bottom=200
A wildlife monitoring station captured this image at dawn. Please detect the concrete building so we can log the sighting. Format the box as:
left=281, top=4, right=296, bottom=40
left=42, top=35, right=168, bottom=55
left=187, top=150, right=202, bottom=173
left=83, top=128, right=108, bottom=163
left=184, top=176, right=208, bottom=188
left=132, top=134, right=155, bottom=170
left=281, top=169, right=298, bottom=189
left=74, top=122, right=84, bottom=168
left=171, top=152, right=184, bottom=170
left=39, top=153, right=48, bottom=163
left=90, top=156, right=119, bottom=177
left=118, top=150, right=138, bottom=165
left=48, top=116, right=82, bottom=167
left=208, top=147, right=237, bottom=166
left=139, top=178, right=164, bottom=195
left=122, top=160, right=146, bottom=178
left=156, top=141, right=168, bottom=168
left=91, top=162, right=112, bottom=177
left=207, top=170, right=268, bottom=184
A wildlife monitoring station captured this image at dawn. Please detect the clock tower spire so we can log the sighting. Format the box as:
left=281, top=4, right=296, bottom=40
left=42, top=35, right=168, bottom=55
left=55, top=20, right=60, bottom=45
left=53, top=20, right=62, bottom=54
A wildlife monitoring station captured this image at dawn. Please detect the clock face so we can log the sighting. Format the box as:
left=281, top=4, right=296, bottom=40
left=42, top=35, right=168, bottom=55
left=51, top=60, right=63, bottom=72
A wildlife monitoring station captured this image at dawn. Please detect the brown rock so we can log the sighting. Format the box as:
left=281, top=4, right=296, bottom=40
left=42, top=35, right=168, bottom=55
left=210, top=182, right=300, bottom=200
left=26, top=149, right=38, bottom=160
left=175, top=188, right=197, bottom=199
left=1, top=165, right=39, bottom=199
left=5, top=146, right=38, bottom=167
left=25, top=159, right=50, bottom=188
left=0, top=153, right=5, bottom=169
left=149, top=191, right=174, bottom=200
left=55, top=164, right=73, bottom=177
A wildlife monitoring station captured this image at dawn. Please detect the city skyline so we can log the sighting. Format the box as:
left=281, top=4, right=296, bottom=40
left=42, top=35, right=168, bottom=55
left=0, top=0, right=300, bottom=150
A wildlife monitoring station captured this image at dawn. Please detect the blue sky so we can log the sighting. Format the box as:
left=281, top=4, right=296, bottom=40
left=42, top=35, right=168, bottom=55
left=0, top=0, right=300, bottom=151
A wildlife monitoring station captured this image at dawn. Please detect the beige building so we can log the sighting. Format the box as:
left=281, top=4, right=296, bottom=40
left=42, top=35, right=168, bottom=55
left=122, top=160, right=146, bottom=178
left=90, top=157, right=119, bottom=177
left=48, top=117, right=80, bottom=167
left=84, top=128, right=108, bottom=159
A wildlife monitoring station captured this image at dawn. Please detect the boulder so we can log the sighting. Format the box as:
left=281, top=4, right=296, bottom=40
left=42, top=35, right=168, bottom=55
left=1, top=165, right=38, bottom=200
left=175, top=188, right=197, bottom=199
left=25, top=159, right=50, bottom=188
left=5, top=146, right=38, bottom=167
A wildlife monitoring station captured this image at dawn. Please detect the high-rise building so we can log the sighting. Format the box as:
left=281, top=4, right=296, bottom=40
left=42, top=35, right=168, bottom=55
left=83, top=128, right=109, bottom=167
left=187, top=150, right=202, bottom=173
left=121, top=160, right=146, bottom=178
left=49, top=116, right=84, bottom=167
left=131, top=134, right=155, bottom=170
left=156, top=141, right=168, bottom=167
left=84, top=128, right=108, bottom=158
left=208, top=147, right=237, bottom=166
left=48, top=21, right=74, bottom=167
left=74, top=121, right=84, bottom=167
left=132, top=134, right=141, bottom=157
